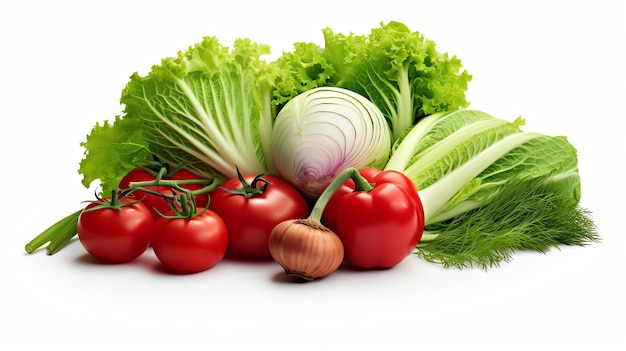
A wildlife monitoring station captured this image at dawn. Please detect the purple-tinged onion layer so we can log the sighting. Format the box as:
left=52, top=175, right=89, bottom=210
left=271, top=87, right=391, bottom=198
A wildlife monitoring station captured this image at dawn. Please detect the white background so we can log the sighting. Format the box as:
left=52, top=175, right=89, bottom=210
left=2, top=1, right=624, bottom=350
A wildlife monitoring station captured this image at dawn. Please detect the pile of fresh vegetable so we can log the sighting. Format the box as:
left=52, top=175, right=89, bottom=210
left=25, top=21, right=599, bottom=280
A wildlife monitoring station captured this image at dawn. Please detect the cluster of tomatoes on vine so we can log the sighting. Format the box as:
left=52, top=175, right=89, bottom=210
left=77, top=162, right=310, bottom=274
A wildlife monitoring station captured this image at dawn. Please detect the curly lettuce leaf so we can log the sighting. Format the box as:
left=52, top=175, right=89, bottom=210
left=336, top=21, right=471, bottom=139
left=273, top=42, right=336, bottom=108
left=272, top=21, right=472, bottom=140
left=78, top=115, right=152, bottom=193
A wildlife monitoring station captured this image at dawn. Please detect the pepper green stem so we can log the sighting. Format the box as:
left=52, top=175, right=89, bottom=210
left=308, top=167, right=373, bottom=223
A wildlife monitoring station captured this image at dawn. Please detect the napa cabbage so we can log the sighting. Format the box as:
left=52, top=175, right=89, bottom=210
left=384, top=110, right=598, bottom=268
left=80, top=36, right=277, bottom=192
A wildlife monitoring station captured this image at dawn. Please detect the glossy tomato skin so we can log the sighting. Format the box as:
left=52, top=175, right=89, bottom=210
left=77, top=198, right=154, bottom=264
left=151, top=209, right=228, bottom=274
left=119, top=167, right=209, bottom=220
left=210, top=174, right=310, bottom=259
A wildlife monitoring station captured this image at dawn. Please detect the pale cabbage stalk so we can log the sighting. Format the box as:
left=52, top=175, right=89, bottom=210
left=272, top=87, right=391, bottom=198
left=385, top=109, right=581, bottom=224
left=384, top=109, right=598, bottom=269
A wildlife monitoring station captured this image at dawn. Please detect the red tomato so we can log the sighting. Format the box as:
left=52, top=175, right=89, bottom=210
left=119, top=167, right=210, bottom=220
left=77, top=198, right=154, bottom=264
left=151, top=209, right=228, bottom=274
left=210, top=174, right=310, bottom=259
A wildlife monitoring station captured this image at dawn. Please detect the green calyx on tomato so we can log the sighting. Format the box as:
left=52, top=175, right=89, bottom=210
left=151, top=207, right=229, bottom=274
left=217, top=167, right=270, bottom=198
left=81, top=187, right=141, bottom=212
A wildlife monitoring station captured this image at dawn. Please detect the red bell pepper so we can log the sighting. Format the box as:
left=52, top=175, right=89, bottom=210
left=316, top=168, right=425, bottom=270
left=322, top=168, right=423, bottom=229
